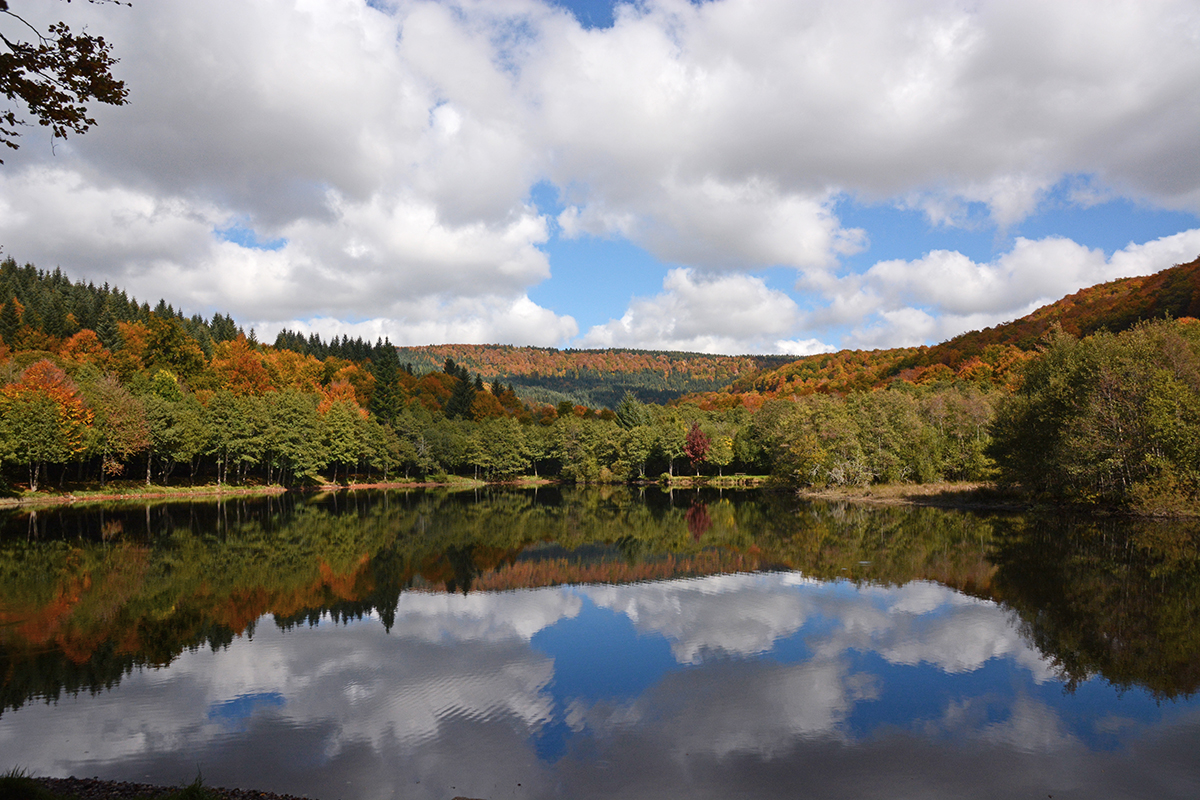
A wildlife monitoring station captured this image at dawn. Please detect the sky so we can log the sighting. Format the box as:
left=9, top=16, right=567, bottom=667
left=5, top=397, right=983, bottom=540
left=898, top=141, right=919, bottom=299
left=1, top=0, right=1199, bottom=355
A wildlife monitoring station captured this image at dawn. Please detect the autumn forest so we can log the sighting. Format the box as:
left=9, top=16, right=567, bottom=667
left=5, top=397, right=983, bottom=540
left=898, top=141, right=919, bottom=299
left=1, top=253, right=1200, bottom=512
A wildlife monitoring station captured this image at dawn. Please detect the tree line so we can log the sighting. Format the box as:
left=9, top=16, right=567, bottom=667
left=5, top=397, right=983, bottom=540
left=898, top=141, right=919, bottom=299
left=2, top=257, right=1199, bottom=512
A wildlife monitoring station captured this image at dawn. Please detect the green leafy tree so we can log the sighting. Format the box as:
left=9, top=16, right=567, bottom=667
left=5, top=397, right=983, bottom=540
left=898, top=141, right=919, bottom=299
left=615, top=391, right=650, bottom=430
left=0, top=359, right=92, bottom=489
left=706, top=422, right=735, bottom=477
left=362, top=417, right=402, bottom=480
left=320, top=399, right=363, bottom=483
left=990, top=320, right=1200, bottom=508
left=82, top=373, right=148, bottom=483
left=621, top=424, right=656, bottom=479
left=651, top=408, right=687, bottom=477
left=265, top=389, right=323, bottom=485
left=392, top=405, right=437, bottom=477
left=480, top=417, right=531, bottom=478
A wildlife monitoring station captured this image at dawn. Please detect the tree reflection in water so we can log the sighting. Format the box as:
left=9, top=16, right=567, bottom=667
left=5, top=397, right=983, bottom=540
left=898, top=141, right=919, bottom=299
left=2, top=488, right=1199, bottom=718
left=990, top=515, right=1200, bottom=698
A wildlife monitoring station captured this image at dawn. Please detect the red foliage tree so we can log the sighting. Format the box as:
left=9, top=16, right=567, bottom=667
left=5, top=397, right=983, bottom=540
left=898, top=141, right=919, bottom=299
left=683, top=421, right=710, bottom=475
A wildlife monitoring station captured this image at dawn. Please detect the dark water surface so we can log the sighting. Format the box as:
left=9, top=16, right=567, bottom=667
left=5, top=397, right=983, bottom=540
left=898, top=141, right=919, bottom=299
left=1, top=488, right=1198, bottom=799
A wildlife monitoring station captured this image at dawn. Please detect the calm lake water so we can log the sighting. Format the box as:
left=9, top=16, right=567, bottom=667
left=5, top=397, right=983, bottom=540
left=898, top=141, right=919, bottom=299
left=1, top=487, right=1198, bottom=799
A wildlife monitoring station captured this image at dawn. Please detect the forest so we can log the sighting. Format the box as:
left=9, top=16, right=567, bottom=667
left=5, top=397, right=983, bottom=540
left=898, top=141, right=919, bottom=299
left=0, top=254, right=1198, bottom=512
left=391, top=343, right=795, bottom=408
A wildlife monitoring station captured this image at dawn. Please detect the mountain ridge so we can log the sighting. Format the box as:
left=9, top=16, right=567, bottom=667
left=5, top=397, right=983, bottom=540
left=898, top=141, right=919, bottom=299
left=680, top=253, right=1200, bottom=407
left=392, top=343, right=795, bottom=409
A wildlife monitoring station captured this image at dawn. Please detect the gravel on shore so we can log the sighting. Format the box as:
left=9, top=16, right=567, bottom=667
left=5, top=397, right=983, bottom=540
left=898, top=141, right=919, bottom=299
left=31, top=777, right=487, bottom=800
left=33, top=776, right=313, bottom=800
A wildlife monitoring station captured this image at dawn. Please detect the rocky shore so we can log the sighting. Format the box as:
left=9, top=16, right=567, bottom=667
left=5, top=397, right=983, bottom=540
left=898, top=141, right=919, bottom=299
left=33, top=777, right=312, bottom=800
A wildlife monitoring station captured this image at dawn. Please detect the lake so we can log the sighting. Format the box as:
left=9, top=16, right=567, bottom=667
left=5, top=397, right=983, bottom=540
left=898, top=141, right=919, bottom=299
left=1, top=487, right=1198, bottom=799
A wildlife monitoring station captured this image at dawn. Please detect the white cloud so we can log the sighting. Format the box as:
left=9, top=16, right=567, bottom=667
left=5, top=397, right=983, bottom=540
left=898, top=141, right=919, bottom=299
left=829, top=229, right=1200, bottom=349
left=578, top=268, right=802, bottom=354
left=1, top=0, right=1198, bottom=348
left=559, top=180, right=865, bottom=271
left=583, top=573, right=816, bottom=663
left=775, top=337, right=837, bottom=356
left=0, top=168, right=577, bottom=345
left=388, top=588, right=583, bottom=643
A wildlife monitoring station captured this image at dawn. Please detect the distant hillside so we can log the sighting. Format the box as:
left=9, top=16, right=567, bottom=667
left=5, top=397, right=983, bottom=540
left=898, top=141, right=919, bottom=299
left=392, top=344, right=794, bottom=409
left=684, top=254, right=1200, bottom=408
left=920, top=254, right=1200, bottom=364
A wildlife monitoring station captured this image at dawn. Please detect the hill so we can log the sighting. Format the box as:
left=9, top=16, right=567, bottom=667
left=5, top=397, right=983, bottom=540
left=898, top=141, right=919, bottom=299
left=392, top=343, right=794, bottom=409
left=682, top=254, right=1200, bottom=408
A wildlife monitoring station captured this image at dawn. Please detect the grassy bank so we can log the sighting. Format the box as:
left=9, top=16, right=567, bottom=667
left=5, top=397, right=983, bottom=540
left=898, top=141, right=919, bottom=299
left=794, top=481, right=1028, bottom=511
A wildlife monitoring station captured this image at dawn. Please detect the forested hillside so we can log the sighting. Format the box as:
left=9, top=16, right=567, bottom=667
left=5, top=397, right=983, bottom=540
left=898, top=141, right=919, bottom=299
left=393, top=343, right=794, bottom=408
left=684, top=255, right=1200, bottom=408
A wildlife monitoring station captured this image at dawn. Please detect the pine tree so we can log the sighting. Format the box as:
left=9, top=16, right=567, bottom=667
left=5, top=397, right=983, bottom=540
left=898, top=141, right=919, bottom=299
left=96, top=304, right=121, bottom=351
left=616, top=391, right=651, bottom=429
left=368, top=338, right=402, bottom=425
left=445, top=372, right=477, bottom=420
left=0, top=298, right=20, bottom=345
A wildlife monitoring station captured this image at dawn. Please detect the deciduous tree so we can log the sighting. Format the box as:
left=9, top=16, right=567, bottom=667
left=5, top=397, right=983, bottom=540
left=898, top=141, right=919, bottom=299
left=0, top=358, right=91, bottom=488
left=1, top=0, right=129, bottom=161
left=684, top=422, right=710, bottom=475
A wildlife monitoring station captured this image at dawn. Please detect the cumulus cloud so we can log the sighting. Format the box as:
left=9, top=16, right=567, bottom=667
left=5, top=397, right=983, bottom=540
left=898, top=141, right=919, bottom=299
left=388, top=588, right=583, bottom=643
left=0, top=168, right=578, bottom=345
left=4, top=574, right=1185, bottom=799
left=578, top=268, right=810, bottom=353
left=581, top=573, right=1057, bottom=683
left=826, top=228, right=1200, bottom=348
left=1, top=0, right=1198, bottom=347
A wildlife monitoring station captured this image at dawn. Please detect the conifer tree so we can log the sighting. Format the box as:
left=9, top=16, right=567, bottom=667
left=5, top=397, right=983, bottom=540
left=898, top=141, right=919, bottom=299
left=0, top=297, right=19, bottom=345
left=96, top=303, right=120, bottom=350
left=368, top=338, right=402, bottom=425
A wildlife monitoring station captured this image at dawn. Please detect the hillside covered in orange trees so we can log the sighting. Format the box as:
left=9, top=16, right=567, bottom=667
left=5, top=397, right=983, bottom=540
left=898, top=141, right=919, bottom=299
left=677, top=254, right=1200, bottom=410
left=393, top=343, right=794, bottom=408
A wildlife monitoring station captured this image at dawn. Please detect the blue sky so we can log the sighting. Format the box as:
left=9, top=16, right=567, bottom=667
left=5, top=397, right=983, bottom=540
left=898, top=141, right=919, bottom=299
left=1, top=0, right=1198, bottom=354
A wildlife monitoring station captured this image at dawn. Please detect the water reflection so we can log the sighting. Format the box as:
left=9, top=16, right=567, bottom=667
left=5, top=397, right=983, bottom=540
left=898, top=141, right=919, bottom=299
left=0, top=490, right=1198, bottom=798
left=991, top=515, right=1200, bottom=698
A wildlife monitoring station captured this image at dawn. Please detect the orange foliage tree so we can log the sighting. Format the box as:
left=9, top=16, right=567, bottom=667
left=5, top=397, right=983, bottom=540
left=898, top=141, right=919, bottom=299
left=0, top=359, right=93, bottom=489
left=318, top=380, right=367, bottom=418
left=211, top=334, right=274, bottom=396
left=330, top=363, right=376, bottom=408
left=59, top=329, right=110, bottom=368
left=261, top=348, right=324, bottom=394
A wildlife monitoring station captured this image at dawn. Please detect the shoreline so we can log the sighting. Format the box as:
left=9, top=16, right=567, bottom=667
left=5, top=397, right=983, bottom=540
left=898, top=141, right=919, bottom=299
left=32, top=776, right=313, bottom=800
left=0, top=477, right=539, bottom=509
left=794, top=481, right=1031, bottom=511
left=3, top=478, right=1190, bottom=518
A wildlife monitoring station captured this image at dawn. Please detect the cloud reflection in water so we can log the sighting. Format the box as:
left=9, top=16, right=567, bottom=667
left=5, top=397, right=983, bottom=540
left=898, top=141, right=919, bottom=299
left=1, top=572, right=1197, bottom=800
